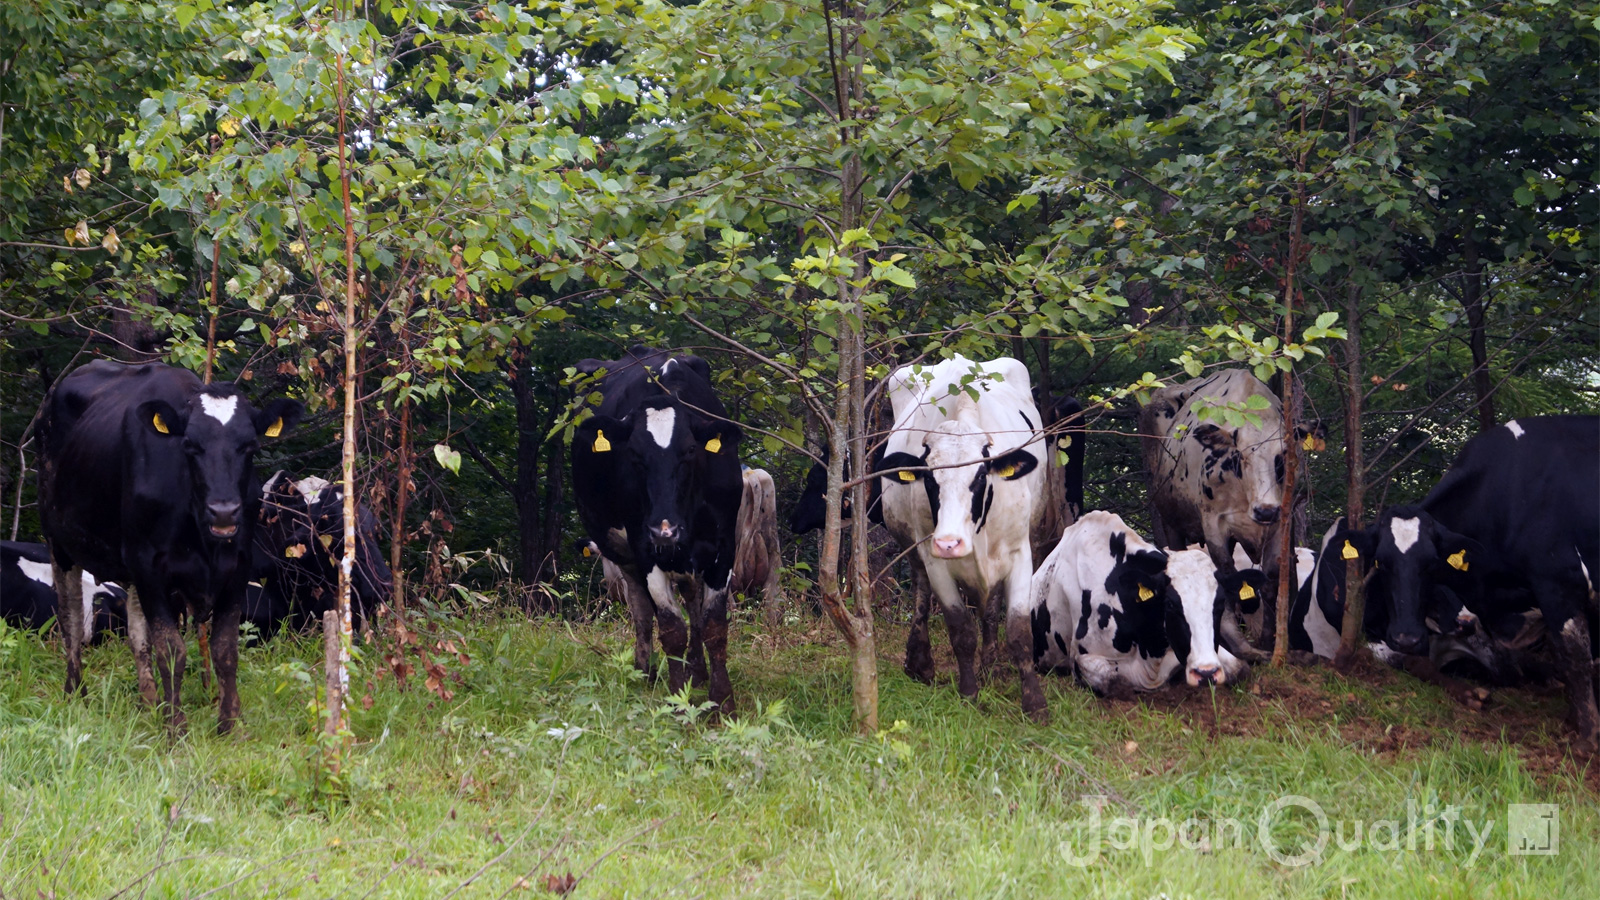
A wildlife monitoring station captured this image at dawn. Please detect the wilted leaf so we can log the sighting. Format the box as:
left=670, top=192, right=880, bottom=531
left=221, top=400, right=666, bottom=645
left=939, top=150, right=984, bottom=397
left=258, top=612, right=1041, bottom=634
left=73, top=221, right=90, bottom=245
left=101, top=227, right=120, bottom=254
left=433, top=442, right=461, bottom=475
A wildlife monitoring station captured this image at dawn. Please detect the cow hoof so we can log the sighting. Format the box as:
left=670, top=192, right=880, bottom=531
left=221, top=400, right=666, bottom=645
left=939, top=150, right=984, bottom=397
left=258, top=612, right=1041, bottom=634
left=903, top=661, right=935, bottom=685
left=1287, top=650, right=1322, bottom=667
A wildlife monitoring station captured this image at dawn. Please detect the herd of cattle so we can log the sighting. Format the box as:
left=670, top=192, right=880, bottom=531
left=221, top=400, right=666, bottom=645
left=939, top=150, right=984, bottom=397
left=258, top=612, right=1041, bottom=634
left=3, top=352, right=1596, bottom=753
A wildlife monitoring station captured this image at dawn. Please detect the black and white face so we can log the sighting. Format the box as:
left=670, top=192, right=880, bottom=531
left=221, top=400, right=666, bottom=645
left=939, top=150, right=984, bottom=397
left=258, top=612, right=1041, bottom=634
left=1364, top=508, right=1477, bottom=654
left=880, top=422, right=1037, bottom=560
left=140, top=389, right=302, bottom=541
left=1162, top=549, right=1263, bottom=686
left=1189, top=422, right=1285, bottom=527
left=582, top=398, right=737, bottom=567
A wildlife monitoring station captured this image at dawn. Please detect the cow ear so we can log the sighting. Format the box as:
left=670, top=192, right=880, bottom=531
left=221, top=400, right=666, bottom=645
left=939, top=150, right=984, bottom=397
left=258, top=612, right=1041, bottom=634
left=1189, top=423, right=1233, bottom=450
left=987, top=448, right=1037, bottom=481
left=691, top=417, right=742, bottom=455
left=255, top=398, right=304, bottom=439
left=137, top=400, right=186, bottom=437
left=1295, top=422, right=1326, bottom=452
left=877, top=451, right=926, bottom=484
left=577, top=414, right=630, bottom=454
left=1220, top=568, right=1267, bottom=614
left=1433, top=524, right=1483, bottom=574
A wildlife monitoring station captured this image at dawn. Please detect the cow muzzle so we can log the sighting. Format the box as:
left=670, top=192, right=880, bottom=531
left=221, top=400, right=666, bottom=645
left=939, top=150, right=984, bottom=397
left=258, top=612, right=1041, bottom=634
left=1250, top=505, right=1281, bottom=525
left=648, top=520, right=681, bottom=554
left=207, top=501, right=242, bottom=538
left=1388, top=631, right=1426, bottom=655
left=1187, top=663, right=1224, bottom=687
left=930, top=535, right=970, bottom=559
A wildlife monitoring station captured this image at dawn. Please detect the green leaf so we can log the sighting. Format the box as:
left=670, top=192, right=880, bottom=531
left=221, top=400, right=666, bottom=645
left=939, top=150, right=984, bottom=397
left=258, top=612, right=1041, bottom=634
left=175, top=5, right=198, bottom=28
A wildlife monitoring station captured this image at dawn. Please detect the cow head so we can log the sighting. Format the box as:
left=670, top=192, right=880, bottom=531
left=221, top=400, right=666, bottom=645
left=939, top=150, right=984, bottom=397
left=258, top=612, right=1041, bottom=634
left=576, top=395, right=741, bottom=566
left=1351, top=507, right=1483, bottom=654
left=138, top=387, right=302, bottom=541
left=879, top=420, right=1037, bottom=559
left=1162, top=548, right=1265, bottom=686
left=1188, top=421, right=1283, bottom=526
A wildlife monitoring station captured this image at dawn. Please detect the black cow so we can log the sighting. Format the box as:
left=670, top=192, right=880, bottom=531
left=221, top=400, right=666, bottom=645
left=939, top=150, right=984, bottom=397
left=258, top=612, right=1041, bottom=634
left=252, top=471, right=393, bottom=636
left=1354, top=416, right=1598, bottom=751
left=1, top=540, right=126, bottom=641
left=569, top=346, right=745, bottom=710
left=38, top=360, right=301, bottom=733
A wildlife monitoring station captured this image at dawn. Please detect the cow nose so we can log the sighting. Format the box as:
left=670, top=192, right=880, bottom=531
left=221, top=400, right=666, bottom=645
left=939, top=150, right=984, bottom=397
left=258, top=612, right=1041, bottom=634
left=208, top=501, right=241, bottom=524
left=1455, top=611, right=1479, bottom=635
left=1189, top=664, right=1223, bottom=686
left=1251, top=505, right=1281, bottom=525
left=931, top=536, right=969, bottom=559
left=1389, top=631, right=1425, bottom=655
left=649, top=520, right=679, bottom=550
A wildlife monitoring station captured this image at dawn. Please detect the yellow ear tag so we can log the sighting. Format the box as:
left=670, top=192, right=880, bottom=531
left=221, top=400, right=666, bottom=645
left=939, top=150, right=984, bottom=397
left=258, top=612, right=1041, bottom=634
left=1303, top=434, right=1316, bottom=451
left=593, top=430, right=611, bottom=453
left=705, top=436, right=722, bottom=454
left=264, top=417, right=283, bottom=438
left=152, top=413, right=169, bottom=434
left=995, top=464, right=1017, bottom=479
left=1238, top=583, right=1256, bottom=601
left=582, top=546, right=592, bottom=558
left=1447, top=550, right=1468, bottom=572
left=897, top=470, right=916, bottom=483
left=1342, top=540, right=1359, bottom=560
left=1137, top=585, right=1154, bottom=602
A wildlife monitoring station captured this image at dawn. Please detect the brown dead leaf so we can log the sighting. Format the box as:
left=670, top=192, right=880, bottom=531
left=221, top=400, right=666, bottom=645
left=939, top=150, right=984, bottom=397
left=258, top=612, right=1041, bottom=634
left=540, top=873, right=578, bottom=896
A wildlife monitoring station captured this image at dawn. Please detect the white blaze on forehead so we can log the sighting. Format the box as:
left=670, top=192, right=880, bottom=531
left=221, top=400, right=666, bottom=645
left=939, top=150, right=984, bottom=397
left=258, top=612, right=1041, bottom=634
left=1505, top=419, right=1525, bottom=439
left=1389, top=516, right=1421, bottom=554
left=16, top=557, right=52, bottom=586
left=645, top=407, right=676, bottom=448
left=199, top=393, right=239, bottom=425
left=295, top=476, right=331, bottom=505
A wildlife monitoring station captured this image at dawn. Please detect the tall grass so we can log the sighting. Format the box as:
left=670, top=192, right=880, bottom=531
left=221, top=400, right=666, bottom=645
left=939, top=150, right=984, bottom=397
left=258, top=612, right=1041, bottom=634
left=0, top=611, right=1591, bottom=899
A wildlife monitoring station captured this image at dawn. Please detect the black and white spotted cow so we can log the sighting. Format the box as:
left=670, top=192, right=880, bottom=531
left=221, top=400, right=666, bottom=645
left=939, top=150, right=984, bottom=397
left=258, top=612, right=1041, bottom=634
left=1348, top=416, right=1598, bottom=749
left=1291, top=516, right=1537, bottom=705
left=876, top=355, right=1056, bottom=719
left=1031, top=511, right=1262, bottom=695
left=38, top=359, right=302, bottom=733
left=1, top=540, right=126, bottom=642
left=570, top=346, right=745, bottom=711
left=1140, top=369, right=1311, bottom=661
left=252, top=471, right=393, bottom=636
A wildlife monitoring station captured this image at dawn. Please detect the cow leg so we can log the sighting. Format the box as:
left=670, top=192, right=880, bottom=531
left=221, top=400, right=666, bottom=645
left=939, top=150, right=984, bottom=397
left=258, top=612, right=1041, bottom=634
left=1075, top=654, right=1133, bottom=700
left=124, top=587, right=159, bottom=705
left=211, top=595, right=242, bottom=734
left=903, top=575, right=936, bottom=685
left=52, top=560, right=86, bottom=696
left=701, top=581, right=734, bottom=715
left=197, top=616, right=214, bottom=691
left=143, top=591, right=187, bottom=736
left=922, top=562, right=979, bottom=697
left=1549, top=609, right=1598, bottom=754
left=621, top=576, right=656, bottom=679
left=646, top=567, right=692, bottom=695
left=685, top=578, right=711, bottom=690
left=979, top=583, right=1005, bottom=682
left=1004, top=569, right=1048, bottom=723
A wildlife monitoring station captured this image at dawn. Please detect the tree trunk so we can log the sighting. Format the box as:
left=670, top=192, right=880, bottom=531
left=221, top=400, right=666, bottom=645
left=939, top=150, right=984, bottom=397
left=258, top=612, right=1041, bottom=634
left=390, top=399, right=410, bottom=612
left=1461, top=235, right=1496, bottom=431
left=1334, top=279, right=1368, bottom=670
left=326, top=44, right=357, bottom=759
left=510, top=347, right=548, bottom=593
left=538, top=415, right=566, bottom=585
left=1272, top=198, right=1305, bottom=668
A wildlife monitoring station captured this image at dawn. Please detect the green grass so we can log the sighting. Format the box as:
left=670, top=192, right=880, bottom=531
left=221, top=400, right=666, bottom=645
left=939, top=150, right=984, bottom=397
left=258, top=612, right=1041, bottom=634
left=0, top=608, right=1593, bottom=899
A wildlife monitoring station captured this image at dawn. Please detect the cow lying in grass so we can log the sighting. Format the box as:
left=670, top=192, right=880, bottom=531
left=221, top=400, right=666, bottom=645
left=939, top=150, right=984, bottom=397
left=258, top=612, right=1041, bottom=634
left=1031, top=511, right=1264, bottom=697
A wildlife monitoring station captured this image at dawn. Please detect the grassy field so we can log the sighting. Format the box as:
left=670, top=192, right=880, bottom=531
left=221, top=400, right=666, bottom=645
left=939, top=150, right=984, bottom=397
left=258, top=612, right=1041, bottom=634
left=0, top=606, right=1594, bottom=899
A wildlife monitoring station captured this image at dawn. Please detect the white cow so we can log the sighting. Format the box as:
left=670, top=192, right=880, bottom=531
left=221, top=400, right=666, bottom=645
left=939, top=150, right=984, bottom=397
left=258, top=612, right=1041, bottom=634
left=877, top=355, right=1052, bottom=719
left=1031, top=511, right=1261, bottom=696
